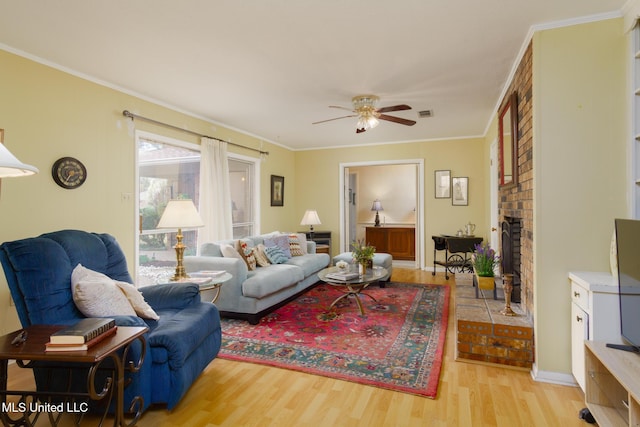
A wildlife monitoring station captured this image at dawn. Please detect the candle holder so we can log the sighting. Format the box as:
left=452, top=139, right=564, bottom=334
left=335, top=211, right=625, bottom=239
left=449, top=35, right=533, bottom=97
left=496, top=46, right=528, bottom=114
left=501, top=273, right=517, bottom=316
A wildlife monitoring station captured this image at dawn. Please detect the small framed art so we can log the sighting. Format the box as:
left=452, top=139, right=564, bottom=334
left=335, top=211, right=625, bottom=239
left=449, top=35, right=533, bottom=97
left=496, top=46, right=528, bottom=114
left=452, top=177, right=468, bottom=206
left=270, top=175, right=284, bottom=206
left=434, top=170, right=451, bottom=199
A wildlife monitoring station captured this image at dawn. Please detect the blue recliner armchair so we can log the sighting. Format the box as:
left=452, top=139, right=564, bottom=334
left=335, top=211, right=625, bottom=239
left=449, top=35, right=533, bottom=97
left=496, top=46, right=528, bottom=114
left=0, top=229, right=222, bottom=412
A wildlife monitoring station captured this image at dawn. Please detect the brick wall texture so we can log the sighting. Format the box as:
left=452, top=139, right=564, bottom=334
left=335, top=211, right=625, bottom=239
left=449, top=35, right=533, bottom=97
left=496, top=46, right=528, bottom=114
left=498, top=42, right=533, bottom=317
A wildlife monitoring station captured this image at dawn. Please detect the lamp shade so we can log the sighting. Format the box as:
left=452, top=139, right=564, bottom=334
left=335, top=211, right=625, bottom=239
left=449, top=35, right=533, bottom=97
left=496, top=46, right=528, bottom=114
left=371, top=200, right=383, bottom=212
left=157, top=199, right=204, bottom=229
left=300, top=210, right=321, bottom=226
left=0, top=143, right=39, bottom=177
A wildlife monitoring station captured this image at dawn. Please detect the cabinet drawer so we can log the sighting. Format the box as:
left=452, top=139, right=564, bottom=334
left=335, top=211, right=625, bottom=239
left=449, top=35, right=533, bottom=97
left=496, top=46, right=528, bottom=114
left=571, top=281, right=589, bottom=311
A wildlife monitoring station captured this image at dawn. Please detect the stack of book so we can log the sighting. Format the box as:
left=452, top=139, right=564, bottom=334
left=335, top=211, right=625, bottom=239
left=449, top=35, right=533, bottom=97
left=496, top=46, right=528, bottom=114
left=45, top=318, right=117, bottom=352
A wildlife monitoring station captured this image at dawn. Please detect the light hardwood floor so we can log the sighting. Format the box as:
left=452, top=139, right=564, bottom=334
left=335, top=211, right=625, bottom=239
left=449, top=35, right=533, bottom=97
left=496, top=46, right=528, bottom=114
left=6, top=269, right=587, bottom=426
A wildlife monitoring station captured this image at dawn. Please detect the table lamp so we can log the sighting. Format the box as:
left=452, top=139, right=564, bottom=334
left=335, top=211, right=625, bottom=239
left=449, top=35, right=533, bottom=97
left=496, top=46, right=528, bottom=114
left=157, top=199, right=204, bottom=281
left=300, top=210, right=321, bottom=240
left=371, top=199, right=383, bottom=227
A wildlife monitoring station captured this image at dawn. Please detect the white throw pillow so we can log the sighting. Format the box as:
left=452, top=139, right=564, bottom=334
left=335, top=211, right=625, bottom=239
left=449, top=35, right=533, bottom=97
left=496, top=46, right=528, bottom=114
left=296, top=233, right=308, bottom=254
left=72, top=264, right=136, bottom=317
left=115, top=281, right=159, bottom=320
left=71, top=264, right=158, bottom=320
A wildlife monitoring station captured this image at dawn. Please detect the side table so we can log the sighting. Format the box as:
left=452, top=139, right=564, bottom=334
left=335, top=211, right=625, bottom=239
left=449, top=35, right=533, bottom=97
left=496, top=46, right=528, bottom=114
left=186, top=272, right=233, bottom=303
left=0, top=325, right=148, bottom=427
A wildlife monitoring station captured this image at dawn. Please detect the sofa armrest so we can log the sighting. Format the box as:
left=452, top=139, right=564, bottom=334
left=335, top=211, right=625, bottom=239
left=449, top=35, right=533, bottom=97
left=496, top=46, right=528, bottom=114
left=184, top=255, right=248, bottom=284
left=139, top=282, right=201, bottom=310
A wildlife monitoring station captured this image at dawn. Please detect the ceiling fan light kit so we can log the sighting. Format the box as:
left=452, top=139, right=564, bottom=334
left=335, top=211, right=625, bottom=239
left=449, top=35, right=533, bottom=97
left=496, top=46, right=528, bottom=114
left=314, top=94, right=417, bottom=133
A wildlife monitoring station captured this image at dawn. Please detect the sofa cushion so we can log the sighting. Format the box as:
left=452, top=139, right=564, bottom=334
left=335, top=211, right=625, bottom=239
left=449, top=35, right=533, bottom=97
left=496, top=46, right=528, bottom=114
left=200, top=242, right=222, bottom=257
left=285, top=253, right=330, bottom=277
left=146, top=303, right=219, bottom=369
left=242, top=265, right=305, bottom=299
left=220, top=243, right=242, bottom=260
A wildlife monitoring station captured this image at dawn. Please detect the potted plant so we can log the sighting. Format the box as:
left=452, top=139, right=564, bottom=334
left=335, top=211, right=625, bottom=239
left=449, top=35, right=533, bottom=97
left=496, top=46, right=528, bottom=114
left=472, top=242, right=500, bottom=290
left=351, top=239, right=376, bottom=275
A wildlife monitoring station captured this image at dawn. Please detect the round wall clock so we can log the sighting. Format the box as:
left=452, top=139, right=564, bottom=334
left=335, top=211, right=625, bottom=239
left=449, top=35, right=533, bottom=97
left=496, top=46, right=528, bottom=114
left=52, top=157, right=87, bottom=189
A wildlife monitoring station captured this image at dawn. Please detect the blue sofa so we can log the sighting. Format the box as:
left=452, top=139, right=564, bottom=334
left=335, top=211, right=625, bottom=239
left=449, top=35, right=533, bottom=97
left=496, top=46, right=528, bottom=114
left=0, top=229, right=221, bottom=412
left=184, top=233, right=330, bottom=324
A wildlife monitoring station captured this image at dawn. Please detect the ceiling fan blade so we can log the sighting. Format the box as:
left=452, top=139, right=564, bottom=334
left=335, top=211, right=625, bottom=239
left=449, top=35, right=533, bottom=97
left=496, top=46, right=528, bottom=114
left=377, top=104, right=412, bottom=114
left=312, top=114, right=357, bottom=125
left=378, top=114, right=417, bottom=126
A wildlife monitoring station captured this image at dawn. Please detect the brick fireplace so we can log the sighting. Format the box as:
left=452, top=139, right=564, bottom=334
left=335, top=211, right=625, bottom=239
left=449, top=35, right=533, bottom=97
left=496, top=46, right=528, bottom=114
left=455, top=42, right=534, bottom=368
left=498, top=41, right=533, bottom=317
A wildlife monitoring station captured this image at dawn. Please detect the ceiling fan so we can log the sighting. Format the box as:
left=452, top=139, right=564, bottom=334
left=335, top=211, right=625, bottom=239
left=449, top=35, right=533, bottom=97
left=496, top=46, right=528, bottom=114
left=313, top=95, right=417, bottom=133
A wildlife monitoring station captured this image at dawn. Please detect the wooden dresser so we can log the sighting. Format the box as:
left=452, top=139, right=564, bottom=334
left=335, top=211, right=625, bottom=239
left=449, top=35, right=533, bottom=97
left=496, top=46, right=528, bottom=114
left=365, top=227, right=415, bottom=260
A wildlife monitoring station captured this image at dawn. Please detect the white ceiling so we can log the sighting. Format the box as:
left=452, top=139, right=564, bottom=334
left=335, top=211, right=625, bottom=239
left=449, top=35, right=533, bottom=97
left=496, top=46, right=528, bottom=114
left=0, top=0, right=628, bottom=150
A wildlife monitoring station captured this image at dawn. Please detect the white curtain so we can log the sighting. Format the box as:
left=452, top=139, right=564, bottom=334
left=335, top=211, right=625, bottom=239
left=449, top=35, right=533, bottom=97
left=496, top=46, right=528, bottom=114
left=197, top=137, right=233, bottom=250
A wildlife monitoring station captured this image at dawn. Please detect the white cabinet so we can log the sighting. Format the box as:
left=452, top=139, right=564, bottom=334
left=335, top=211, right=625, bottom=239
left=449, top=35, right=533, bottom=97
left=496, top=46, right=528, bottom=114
left=569, top=271, right=622, bottom=391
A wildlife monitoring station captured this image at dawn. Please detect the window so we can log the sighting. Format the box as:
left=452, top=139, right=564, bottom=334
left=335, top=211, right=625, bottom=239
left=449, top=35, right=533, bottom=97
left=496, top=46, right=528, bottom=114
left=135, top=132, right=260, bottom=285
left=229, top=156, right=259, bottom=238
left=136, top=132, right=200, bottom=285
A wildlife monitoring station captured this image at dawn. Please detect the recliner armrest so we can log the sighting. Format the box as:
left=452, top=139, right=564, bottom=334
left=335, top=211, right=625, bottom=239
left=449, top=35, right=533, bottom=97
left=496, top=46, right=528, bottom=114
left=139, top=282, right=201, bottom=310
left=111, top=315, right=148, bottom=327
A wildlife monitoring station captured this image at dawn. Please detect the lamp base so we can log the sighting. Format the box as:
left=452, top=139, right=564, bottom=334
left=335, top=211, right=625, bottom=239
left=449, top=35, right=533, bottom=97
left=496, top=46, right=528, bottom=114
left=170, top=229, right=190, bottom=281
left=374, top=211, right=381, bottom=227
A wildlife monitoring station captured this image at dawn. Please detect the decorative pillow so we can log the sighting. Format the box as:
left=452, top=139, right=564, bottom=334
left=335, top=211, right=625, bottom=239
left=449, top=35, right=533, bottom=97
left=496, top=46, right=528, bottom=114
left=114, top=280, right=160, bottom=320
left=254, top=244, right=271, bottom=267
left=296, top=233, right=308, bottom=254
left=236, top=240, right=257, bottom=271
left=220, top=243, right=243, bottom=260
left=264, top=234, right=292, bottom=258
left=71, top=264, right=137, bottom=317
left=263, top=246, right=289, bottom=264
left=288, top=234, right=305, bottom=257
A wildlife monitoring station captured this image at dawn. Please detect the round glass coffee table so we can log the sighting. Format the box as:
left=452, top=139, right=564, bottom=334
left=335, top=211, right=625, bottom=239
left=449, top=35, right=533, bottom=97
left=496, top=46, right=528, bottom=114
left=317, top=266, right=388, bottom=316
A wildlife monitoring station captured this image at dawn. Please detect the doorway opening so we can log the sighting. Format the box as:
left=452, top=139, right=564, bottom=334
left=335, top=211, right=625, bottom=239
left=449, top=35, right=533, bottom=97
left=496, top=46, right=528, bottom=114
left=339, top=159, right=425, bottom=269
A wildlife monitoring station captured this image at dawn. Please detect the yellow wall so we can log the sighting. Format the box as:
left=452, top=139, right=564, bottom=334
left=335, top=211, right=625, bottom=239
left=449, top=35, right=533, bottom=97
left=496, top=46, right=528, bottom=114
left=293, top=138, right=488, bottom=259
left=1, top=18, right=630, bottom=383
left=532, top=18, right=627, bottom=375
left=0, top=49, right=488, bottom=335
left=0, top=49, right=285, bottom=334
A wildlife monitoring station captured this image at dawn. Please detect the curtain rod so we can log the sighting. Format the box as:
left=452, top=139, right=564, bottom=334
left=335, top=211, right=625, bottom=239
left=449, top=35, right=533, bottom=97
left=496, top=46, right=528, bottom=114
left=122, top=110, right=269, bottom=156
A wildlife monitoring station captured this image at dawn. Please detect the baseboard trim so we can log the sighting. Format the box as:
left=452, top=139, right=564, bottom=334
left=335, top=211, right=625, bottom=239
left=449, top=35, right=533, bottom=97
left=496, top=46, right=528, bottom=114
left=530, top=363, right=579, bottom=387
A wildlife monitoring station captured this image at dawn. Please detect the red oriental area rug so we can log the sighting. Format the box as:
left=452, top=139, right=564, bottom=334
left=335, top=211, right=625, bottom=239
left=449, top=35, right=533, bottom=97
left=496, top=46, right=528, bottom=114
left=218, top=282, right=450, bottom=398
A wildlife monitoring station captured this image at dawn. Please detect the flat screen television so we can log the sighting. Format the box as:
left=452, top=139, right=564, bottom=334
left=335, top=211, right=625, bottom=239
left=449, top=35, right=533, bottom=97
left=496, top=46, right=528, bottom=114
left=610, top=218, right=640, bottom=353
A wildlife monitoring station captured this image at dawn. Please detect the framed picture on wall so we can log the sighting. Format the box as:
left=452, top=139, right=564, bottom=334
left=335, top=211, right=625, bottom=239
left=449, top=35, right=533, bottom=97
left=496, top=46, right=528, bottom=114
left=270, top=175, right=284, bottom=206
left=434, top=170, right=451, bottom=198
left=452, top=177, right=468, bottom=206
